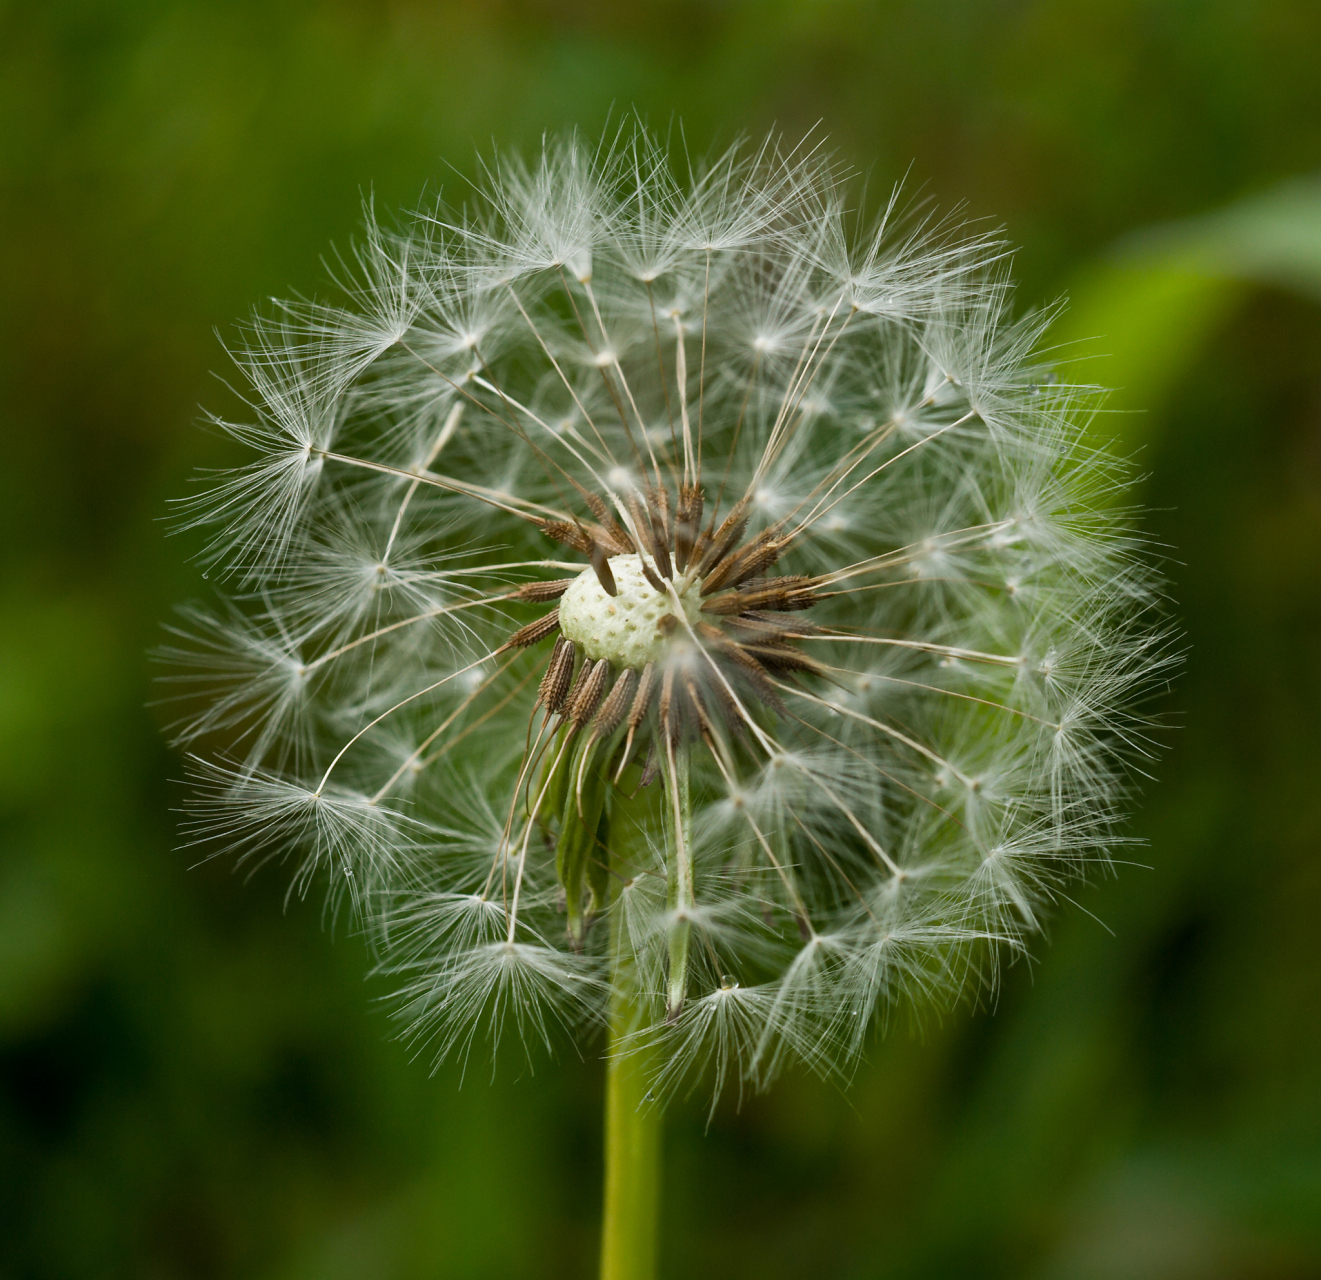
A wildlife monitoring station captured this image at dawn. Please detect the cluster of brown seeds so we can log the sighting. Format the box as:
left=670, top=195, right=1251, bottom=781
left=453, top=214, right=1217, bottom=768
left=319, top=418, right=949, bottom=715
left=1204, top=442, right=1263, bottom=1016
left=501, top=480, right=823, bottom=785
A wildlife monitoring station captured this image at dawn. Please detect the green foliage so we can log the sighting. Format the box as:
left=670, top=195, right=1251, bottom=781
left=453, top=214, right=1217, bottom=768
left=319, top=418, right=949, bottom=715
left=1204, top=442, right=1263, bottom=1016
left=1061, top=178, right=1321, bottom=449
left=2, top=2, right=1319, bottom=1276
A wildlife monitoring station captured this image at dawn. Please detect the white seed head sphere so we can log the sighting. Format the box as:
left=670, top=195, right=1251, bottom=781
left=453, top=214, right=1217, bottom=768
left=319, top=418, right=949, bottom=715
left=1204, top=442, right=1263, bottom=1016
left=559, top=556, right=703, bottom=669
left=167, top=124, right=1171, bottom=1096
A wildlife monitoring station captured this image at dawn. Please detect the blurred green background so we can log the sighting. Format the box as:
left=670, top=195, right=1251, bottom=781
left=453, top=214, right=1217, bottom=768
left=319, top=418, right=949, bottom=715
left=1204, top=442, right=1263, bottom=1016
left=2, top=2, right=1319, bottom=1276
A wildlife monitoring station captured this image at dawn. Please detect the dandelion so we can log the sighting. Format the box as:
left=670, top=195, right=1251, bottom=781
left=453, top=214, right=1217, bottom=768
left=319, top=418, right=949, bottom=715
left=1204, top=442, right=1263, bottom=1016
left=163, top=125, right=1168, bottom=1280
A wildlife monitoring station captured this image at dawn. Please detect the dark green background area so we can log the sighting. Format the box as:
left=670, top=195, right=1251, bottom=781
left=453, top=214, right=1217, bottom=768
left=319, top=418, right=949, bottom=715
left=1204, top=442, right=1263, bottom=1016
left=2, top=2, right=1319, bottom=1276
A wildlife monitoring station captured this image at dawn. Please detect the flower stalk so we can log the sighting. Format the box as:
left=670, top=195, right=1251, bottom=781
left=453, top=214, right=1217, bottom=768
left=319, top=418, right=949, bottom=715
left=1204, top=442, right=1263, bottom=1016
left=601, top=779, right=662, bottom=1280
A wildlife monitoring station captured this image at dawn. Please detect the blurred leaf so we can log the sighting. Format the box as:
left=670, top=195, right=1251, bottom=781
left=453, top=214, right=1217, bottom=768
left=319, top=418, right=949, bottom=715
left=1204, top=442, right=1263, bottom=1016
left=1129, top=176, right=1321, bottom=298
left=1059, top=175, right=1321, bottom=451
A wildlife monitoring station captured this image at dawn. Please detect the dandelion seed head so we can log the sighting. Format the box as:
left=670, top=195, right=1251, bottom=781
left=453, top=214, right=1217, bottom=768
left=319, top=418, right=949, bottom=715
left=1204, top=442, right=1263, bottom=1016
left=166, top=123, right=1172, bottom=1097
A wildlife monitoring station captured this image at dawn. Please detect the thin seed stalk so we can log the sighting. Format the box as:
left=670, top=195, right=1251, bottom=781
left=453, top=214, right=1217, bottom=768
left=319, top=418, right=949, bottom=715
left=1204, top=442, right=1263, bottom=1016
left=601, top=780, right=661, bottom=1280
left=664, top=745, right=693, bottom=1018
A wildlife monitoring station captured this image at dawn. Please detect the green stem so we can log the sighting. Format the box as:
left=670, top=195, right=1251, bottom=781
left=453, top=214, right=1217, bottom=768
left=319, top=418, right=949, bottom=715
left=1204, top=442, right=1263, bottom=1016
left=601, top=782, right=662, bottom=1280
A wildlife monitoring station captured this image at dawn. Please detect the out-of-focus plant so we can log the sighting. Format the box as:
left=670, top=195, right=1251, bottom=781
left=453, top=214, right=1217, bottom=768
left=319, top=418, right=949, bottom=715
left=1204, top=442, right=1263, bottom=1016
left=1063, top=175, right=1321, bottom=445
left=161, top=126, right=1171, bottom=1279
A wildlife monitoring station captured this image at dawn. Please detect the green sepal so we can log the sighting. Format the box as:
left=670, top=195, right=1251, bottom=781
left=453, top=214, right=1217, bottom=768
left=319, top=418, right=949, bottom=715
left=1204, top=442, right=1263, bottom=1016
left=587, top=798, right=612, bottom=921
left=535, top=724, right=574, bottom=827
left=555, top=740, right=611, bottom=949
